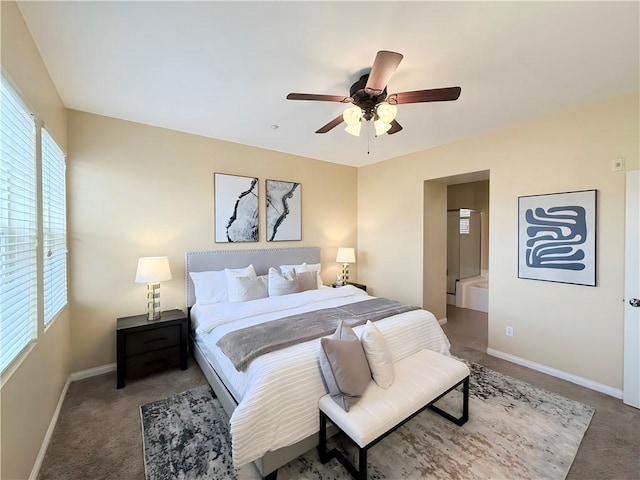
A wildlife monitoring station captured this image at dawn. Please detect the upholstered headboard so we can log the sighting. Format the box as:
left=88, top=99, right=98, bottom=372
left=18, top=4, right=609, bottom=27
left=185, top=247, right=321, bottom=307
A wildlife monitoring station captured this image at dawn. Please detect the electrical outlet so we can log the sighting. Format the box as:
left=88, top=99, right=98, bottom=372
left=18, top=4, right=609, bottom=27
left=506, top=326, right=514, bottom=337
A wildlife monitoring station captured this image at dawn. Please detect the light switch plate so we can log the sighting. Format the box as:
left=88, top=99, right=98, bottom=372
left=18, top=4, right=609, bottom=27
left=612, top=157, right=625, bottom=172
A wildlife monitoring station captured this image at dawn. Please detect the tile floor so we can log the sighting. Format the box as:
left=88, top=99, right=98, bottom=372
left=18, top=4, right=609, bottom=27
left=441, top=304, right=488, bottom=352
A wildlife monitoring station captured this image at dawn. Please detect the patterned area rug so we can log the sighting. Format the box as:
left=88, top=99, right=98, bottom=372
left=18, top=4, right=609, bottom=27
left=140, top=361, right=594, bottom=480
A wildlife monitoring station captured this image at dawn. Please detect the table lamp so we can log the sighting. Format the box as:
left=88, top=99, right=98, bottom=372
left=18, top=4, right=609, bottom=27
left=336, top=247, right=356, bottom=286
left=135, top=256, right=172, bottom=320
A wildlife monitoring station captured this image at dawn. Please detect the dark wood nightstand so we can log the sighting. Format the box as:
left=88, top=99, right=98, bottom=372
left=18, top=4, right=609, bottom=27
left=331, top=282, right=367, bottom=292
left=116, top=309, right=188, bottom=389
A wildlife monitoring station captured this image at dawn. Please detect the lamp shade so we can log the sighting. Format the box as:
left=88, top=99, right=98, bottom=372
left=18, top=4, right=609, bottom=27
left=345, top=123, right=362, bottom=137
left=336, top=247, right=356, bottom=264
left=135, top=256, right=172, bottom=283
left=342, top=105, right=362, bottom=125
left=376, top=102, right=397, bottom=124
left=374, top=118, right=392, bottom=136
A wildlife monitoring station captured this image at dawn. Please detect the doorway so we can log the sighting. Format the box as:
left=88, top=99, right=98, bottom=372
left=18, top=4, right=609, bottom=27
left=446, top=180, right=489, bottom=311
left=423, top=171, right=490, bottom=352
left=447, top=208, right=483, bottom=306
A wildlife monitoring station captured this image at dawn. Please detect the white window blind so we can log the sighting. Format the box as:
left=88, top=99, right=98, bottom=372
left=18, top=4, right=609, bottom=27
left=459, top=209, right=471, bottom=235
left=42, top=128, right=67, bottom=326
left=0, top=77, right=37, bottom=372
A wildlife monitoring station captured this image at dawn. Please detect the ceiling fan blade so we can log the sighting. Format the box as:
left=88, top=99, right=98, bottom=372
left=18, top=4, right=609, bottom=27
left=315, top=114, right=344, bottom=134
left=388, top=87, right=461, bottom=105
left=365, top=51, right=403, bottom=95
left=387, top=119, right=403, bottom=135
left=287, top=93, right=351, bottom=103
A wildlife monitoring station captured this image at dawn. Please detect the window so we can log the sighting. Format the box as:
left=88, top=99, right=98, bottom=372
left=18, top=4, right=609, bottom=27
left=0, top=77, right=38, bottom=372
left=459, top=209, right=471, bottom=235
left=0, top=75, right=68, bottom=374
left=42, top=128, right=67, bottom=326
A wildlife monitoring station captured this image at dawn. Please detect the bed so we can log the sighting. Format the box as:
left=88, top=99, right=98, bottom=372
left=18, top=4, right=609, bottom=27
left=185, top=247, right=451, bottom=479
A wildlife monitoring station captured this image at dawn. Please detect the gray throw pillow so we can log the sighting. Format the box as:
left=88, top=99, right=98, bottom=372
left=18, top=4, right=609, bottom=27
left=319, top=320, right=372, bottom=411
left=297, top=271, right=318, bottom=292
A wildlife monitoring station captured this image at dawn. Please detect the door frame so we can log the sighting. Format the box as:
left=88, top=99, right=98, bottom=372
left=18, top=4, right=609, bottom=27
left=623, top=169, right=639, bottom=408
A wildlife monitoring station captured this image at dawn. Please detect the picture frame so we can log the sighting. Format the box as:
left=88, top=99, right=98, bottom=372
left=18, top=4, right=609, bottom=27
left=518, top=189, right=597, bottom=286
left=214, top=173, right=259, bottom=243
left=266, top=179, right=301, bottom=242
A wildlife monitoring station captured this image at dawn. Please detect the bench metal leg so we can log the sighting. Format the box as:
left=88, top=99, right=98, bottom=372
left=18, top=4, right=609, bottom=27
left=332, top=447, right=367, bottom=480
left=358, top=446, right=367, bottom=480
left=317, top=410, right=331, bottom=463
left=318, top=375, right=469, bottom=480
left=318, top=410, right=368, bottom=479
left=429, top=376, right=469, bottom=426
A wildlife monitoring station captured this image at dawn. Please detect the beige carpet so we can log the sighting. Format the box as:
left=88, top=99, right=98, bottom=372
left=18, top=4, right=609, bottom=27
left=37, top=353, right=640, bottom=480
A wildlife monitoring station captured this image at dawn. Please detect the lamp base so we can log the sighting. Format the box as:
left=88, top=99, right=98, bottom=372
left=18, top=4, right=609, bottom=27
left=147, top=282, right=161, bottom=321
left=340, top=263, right=350, bottom=286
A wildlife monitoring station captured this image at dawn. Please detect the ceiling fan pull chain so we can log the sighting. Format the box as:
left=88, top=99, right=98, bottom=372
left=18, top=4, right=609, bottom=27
left=367, top=122, right=371, bottom=155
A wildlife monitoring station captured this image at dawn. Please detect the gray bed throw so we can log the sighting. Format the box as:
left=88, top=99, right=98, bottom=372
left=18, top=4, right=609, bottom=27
left=216, top=298, right=419, bottom=371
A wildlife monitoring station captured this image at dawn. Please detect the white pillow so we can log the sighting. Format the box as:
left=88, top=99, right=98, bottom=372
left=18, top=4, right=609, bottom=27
left=360, top=320, right=394, bottom=389
left=268, top=267, right=300, bottom=297
left=224, top=265, right=257, bottom=303
left=189, top=270, right=227, bottom=305
left=280, top=262, right=323, bottom=288
left=227, top=275, right=268, bottom=303
left=279, top=263, right=304, bottom=274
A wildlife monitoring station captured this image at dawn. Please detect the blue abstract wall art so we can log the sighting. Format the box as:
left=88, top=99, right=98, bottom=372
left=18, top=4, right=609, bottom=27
left=518, top=190, right=596, bottom=286
left=214, top=173, right=259, bottom=243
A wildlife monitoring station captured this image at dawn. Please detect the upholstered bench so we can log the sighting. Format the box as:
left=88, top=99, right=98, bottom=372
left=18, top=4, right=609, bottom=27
left=317, top=349, right=470, bottom=480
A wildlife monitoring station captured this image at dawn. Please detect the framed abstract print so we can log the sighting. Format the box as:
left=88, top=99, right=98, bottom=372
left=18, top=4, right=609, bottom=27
left=214, top=173, right=258, bottom=243
left=518, top=189, right=596, bottom=286
left=266, top=179, right=301, bottom=241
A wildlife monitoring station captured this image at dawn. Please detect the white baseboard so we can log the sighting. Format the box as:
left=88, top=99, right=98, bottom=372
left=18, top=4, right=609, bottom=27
left=439, top=317, right=448, bottom=325
left=69, top=363, right=116, bottom=382
left=487, top=348, right=623, bottom=399
left=29, top=377, right=71, bottom=480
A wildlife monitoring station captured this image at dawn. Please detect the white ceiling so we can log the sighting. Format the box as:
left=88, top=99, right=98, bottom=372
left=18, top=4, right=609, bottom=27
left=17, top=1, right=639, bottom=168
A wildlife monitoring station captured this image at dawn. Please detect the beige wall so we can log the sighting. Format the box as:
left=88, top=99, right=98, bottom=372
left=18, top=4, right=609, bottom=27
left=359, top=93, right=639, bottom=390
left=0, top=2, right=71, bottom=479
left=1, top=2, right=636, bottom=475
left=67, top=110, right=358, bottom=372
left=423, top=182, right=447, bottom=319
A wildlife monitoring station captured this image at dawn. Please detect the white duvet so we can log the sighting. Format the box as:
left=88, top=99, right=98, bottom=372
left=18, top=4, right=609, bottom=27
left=192, top=285, right=451, bottom=467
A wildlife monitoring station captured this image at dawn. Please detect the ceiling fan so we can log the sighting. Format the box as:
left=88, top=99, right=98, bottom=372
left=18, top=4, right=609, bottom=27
left=287, top=51, right=461, bottom=137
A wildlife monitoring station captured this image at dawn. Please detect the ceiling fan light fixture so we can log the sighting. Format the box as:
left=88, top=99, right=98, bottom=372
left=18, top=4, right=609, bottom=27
left=376, top=102, right=397, bottom=124
left=286, top=50, right=461, bottom=137
left=374, top=118, right=392, bottom=136
left=345, top=122, right=362, bottom=137
left=342, top=105, right=362, bottom=125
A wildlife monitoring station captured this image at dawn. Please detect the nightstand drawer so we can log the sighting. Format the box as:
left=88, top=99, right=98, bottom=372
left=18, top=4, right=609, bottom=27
left=127, top=346, right=181, bottom=378
left=116, top=309, right=188, bottom=389
left=125, top=325, right=180, bottom=356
